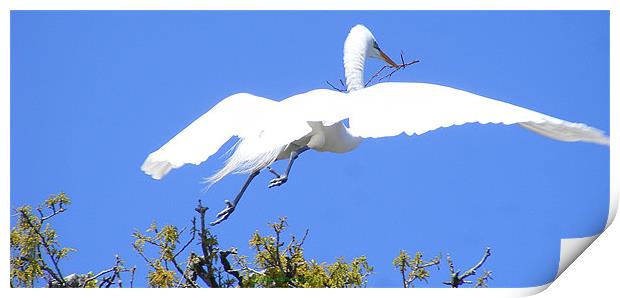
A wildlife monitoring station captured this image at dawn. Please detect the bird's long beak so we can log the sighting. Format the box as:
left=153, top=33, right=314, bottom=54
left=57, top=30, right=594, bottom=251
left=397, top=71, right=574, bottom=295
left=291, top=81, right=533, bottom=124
left=379, top=50, right=399, bottom=68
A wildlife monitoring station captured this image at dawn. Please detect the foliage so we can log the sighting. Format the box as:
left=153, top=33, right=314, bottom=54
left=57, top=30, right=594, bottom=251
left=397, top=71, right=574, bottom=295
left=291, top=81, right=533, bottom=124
left=132, top=205, right=373, bottom=288
left=11, top=193, right=493, bottom=288
left=10, top=193, right=74, bottom=287
left=10, top=193, right=134, bottom=288
left=392, top=250, right=441, bottom=288
left=241, top=217, right=373, bottom=288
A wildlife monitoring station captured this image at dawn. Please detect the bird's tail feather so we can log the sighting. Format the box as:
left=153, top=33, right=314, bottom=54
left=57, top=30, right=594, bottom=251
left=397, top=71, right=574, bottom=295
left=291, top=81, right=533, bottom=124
left=204, top=138, right=284, bottom=185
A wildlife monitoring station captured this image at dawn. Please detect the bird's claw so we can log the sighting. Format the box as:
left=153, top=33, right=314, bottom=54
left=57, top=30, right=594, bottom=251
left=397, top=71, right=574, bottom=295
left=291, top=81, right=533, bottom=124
left=268, top=175, right=288, bottom=188
left=210, top=200, right=236, bottom=226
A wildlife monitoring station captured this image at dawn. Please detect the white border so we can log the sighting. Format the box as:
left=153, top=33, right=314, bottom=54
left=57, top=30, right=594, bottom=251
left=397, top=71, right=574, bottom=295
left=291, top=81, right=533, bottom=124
left=2, top=1, right=617, bottom=297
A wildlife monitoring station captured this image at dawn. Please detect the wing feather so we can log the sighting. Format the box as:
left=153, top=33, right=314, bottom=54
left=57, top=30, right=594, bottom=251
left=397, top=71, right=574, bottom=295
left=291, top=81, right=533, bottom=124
left=141, top=93, right=279, bottom=179
left=142, top=82, right=608, bottom=180
left=347, top=82, right=609, bottom=145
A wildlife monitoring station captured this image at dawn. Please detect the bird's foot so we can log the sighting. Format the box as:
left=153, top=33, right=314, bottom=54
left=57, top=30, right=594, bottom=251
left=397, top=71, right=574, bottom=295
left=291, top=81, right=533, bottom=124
left=268, top=175, right=288, bottom=188
left=210, top=200, right=236, bottom=226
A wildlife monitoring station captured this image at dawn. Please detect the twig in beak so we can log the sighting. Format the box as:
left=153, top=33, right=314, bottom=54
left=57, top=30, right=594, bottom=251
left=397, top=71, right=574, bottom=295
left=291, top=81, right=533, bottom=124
left=327, top=50, right=420, bottom=92
left=366, top=51, right=420, bottom=86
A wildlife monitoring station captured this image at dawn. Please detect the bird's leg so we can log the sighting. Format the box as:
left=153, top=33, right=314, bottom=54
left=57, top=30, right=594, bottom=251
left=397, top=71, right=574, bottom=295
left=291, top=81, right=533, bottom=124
left=210, top=170, right=260, bottom=226
left=268, top=146, right=310, bottom=188
left=266, top=166, right=281, bottom=178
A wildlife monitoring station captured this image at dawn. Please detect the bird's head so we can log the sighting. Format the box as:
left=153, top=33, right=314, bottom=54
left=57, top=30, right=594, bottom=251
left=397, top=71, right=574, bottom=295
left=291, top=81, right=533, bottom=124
left=367, top=37, right=399, bottom=68
left=346, top=24, right=399, bottom=68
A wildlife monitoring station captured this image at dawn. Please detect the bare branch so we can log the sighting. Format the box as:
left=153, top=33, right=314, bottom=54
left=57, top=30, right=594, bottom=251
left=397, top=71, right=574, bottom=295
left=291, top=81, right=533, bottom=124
left=327, top=51, right=420, bottom=92
left=461, top=247, right=491, bottom=280
left=173, top=217, right=196, bottom=259
left=84, top=267, right=115, bottom=284
left=446, top=254, right=455, bottom=274
left=326, top=80, right=347, bottom=93
left=443, top=247, right=492, bottom=288
left=298, top=229, right=309, bottom=247
left=366, top=52, right=420, bottom=86
left=219, top=249, right=243, bottom=287
left=130, top=266, right=136, bottom=288
left=39, top=207, right=66, bottom=222
left=194, top=200, right=218, bottom=288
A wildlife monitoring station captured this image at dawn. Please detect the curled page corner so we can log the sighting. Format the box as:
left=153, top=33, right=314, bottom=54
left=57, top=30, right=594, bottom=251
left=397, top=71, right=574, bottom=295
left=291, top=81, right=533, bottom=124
left=546, top=142, right=617, bottom=291
left=507, top=235, right=599, bottom=297
left=520, top=175, right=616, bottom=296
left=556, top=235, right=599, bottom=278
left=607, top=179, right=618, bottom=229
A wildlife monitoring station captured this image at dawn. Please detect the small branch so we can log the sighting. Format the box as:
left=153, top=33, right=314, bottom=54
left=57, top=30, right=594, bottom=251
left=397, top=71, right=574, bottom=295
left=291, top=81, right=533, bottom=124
left=130, top=266, right=136, bottom=288
left=173, top=217, right=196, bottom=259
left=400, top=266, right=407, bottom=288
left=298, top=229, right=309, bottom=247
left=170, top=256, right=198, bottom=288
left=366, top=52, right=420, bottom=87
left=19, top=209, right=66, bottom=286
left=114, top=255, right=124, bottom=288
left=194, top=200, right=218, bottom=288
left=403, top=253, right=441, bottom=288
left=274, top=227, right=284, bottom=273
left=195, top=200, right=209, bottom=258
left=82, top=255, right=131, bottom=288
left=84, top=267, right=115, bottom=284
left=326, top=79, right=347, bottom=93
left=99, top=267, right=119, bottom=288
left=189, top=254, right=212, bottom=287
left=476, top=270, right=493, bottom=288
left=219, top=249, right=243, bottom=287
left=39, top=207, right=66, bottom=222
left=417, top=259, right=441, bottom=270
left=238, top=262, right=265, bottom=276
left=327, top=51, right=420, bottom=92
left=443, top=247, right=492, bottom=288
left=460, top=247, right=491, bottom=280
left=133, top=243, right=156, bottom=269
left=446, top=254, right=455, bottom=275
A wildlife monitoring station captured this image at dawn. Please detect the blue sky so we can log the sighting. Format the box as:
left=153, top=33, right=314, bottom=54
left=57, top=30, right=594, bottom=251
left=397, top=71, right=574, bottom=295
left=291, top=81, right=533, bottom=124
left=10, top=11, right=609, bottom=287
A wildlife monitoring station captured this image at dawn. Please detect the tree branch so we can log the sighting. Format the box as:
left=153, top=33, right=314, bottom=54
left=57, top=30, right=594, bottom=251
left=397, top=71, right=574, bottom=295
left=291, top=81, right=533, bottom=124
left=38, top=206, right=66, bottom=223
left=326, top=51, right=420, bottom=93
left=194, top=200, right=219, bottom=288
left=173, top=217, right=196, bottom=259
left=170, top=255, right=199, bottom=288
left=219, top=249, right=243, bottom=287
left=461, top=247, right=491, bottom=280
left=443, top=247, right=492, bottom=288
left=18, top=209, right=66, bottom=286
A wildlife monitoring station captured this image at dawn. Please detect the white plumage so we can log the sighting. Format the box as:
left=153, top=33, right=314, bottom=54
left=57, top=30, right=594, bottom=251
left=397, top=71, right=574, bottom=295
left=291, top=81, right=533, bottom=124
left=141, top=24, right=608, bottom=225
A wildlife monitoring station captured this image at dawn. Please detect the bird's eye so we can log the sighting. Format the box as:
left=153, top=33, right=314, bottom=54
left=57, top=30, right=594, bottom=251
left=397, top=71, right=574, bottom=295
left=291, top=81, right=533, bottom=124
left=373, top=41, right=380, bottom=49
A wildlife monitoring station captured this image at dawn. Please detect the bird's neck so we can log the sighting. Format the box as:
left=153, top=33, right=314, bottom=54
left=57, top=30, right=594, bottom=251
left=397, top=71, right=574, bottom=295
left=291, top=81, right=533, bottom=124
left=343, top=40, right=368, bottom=92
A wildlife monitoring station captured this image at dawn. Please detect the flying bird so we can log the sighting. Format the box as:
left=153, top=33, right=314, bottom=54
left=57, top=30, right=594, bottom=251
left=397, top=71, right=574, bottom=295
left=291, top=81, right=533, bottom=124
left=141, top=24, right=609, bottom=225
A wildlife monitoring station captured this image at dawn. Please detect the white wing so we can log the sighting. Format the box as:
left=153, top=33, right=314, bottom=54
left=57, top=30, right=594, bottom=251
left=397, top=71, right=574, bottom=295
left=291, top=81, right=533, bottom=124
left=347, top=82, right=609, bottom=145
left=141, top=93, right=280, bottom=179
left=142, top=89, right=349, bottom=180
left=204, top=88, right=351, bottom=183
left=143, top=82, right=608, bottom=180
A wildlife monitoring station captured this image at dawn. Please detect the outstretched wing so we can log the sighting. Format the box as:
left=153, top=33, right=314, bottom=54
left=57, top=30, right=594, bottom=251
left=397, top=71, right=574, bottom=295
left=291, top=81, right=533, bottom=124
left=347, top=82, right=609, bottom=145
left=141, top=93, right=279, bottom=179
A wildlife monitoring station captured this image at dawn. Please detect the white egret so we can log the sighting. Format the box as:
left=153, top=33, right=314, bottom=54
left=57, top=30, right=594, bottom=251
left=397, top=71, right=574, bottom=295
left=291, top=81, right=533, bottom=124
left=141, top=24, right=609, bottom=225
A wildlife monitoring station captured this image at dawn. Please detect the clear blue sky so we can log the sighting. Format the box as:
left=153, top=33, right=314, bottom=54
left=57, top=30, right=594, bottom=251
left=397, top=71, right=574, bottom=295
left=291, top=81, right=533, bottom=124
left=10, top=11, right=609, bottom=287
